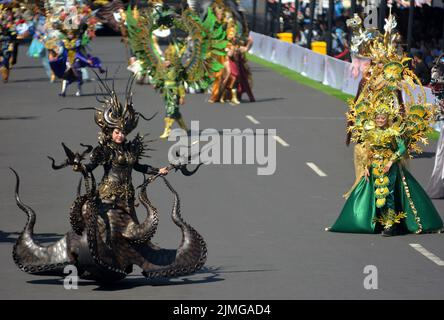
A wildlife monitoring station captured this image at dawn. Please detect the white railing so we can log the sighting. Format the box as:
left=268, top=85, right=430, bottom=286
left=249, top=31, right=436, bottom=104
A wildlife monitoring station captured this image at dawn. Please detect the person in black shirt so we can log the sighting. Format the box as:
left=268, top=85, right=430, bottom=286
left=413, top=51, right=431, bottom=85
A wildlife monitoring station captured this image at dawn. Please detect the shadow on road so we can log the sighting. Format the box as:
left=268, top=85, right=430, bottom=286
left=249, top=67, right=268, bottom=73
left=412, top=152, right=436, bottom=159
left=26, top=266, right=226, bottom=290
left=10, top=77, right=51, bottom=83
left=25, top=266, right=277, bottom=290
left=13, top=66, right=44, bottom=70
left=0, top=230, right=64, bottom=244
left=77, top=92, right=126, bottom=97
left=253, top=97, right=285, bottom=103
left=176, top=130, right=271, bottom=137
left=0, top=116, right=39, bottom=121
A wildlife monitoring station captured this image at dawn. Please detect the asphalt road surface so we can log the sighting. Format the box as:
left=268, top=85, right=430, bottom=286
left=0, top=37, right=443, bottom=300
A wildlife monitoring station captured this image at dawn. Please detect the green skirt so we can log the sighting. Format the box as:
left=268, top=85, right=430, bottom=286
left=330, top=165, right=443, bottom=234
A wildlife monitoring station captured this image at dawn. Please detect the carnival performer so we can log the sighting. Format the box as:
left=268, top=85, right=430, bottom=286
left=207, top=0, right=254, bottom=105
left=343, top=14, right=406, bottom=197
left=427, top=54, right=444, bottom=198
left=329, top=12, right=443, bottom=236
left=0, top=17, right=14, bottom=82
left=126, top=2, right=227, bottom=138
left=27, top=8, right=54, bottom=81
left=0, top=4, right=17, bottom=83
left=10, top=75, right=207, bottom=283
left=45, top=2, right=105, bottom=97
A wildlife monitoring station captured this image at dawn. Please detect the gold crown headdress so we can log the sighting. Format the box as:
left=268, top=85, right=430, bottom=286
left=347, top=8, right=402, bottom=64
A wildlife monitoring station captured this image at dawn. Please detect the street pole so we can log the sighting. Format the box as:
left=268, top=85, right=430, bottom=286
left=327, top=0, right=334, bottom=56
left=407, top=0, right=415, bottom=52
left=252, top=0, right=257, bottom=32
left=351, top=0, right=357, bottom=14
left=442, top=7, right=444, bottom=51
left=306, top=0, right=316, bottom=49
left=264, top=0, right=269, bottom=35
left=292, top=0, right=300, bottom=43
left=379, top=0, right=387, bottom=32
left=275, top=0, right=282, bottom=37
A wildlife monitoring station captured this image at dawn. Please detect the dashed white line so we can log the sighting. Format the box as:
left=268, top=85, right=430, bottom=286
left=257, top=116, right=344, bottom=120
left=409, top=244, right=444, bottom=266
left=306, top=162, right=327, bottom=177
left=246, top=115, right=260, bottom=125
left=273, top=135, right=289, bottom=147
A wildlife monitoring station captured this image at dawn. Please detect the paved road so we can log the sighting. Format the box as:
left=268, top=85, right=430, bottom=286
left=0, top=37, right=443, bottom=300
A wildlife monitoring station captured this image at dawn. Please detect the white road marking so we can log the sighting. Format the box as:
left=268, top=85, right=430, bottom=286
left=257, top=116, right=344, bottom=120
left=246, top=115, right=260, bottom=125
left=306, top=162, right=327, bottom=177
left=192, top=140, right=199, bottom=145
left=410, top=244, right=444, bottom=266
left=273, top=135, right=289, bottom=147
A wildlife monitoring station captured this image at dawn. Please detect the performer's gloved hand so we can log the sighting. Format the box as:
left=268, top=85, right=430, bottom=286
left=73, top=163, right=85, bottom=173
left=158, top=167, right=169, bottom=175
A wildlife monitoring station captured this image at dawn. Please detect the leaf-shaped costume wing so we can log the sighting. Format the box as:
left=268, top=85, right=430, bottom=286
left=126, top=5, right=164, bottom=87
left=179, top=8, right=228, bottom=89
left=126, top=5, right=227, bottom=90
left=95, top=0, right=125, bottom=33
left=126, top=4, right=229, bottom=138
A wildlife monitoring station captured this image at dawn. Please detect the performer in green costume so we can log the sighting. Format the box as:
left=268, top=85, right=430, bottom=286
left=329, top=11, right=443, bottom=236
left=126, top=2, right=227, bottom=138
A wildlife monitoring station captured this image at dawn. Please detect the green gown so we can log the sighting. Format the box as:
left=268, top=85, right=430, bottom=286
left=331, top=137, right=444, bottom=234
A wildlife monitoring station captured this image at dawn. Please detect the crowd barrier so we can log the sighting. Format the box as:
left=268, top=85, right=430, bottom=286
left=249, top=31, right=436, bottom=105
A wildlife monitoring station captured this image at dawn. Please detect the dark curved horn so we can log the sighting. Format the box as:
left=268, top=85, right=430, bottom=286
left=58, top=107, right=99, bottom=112
left=77, top=176, right=83, bottom=197
left=9, top=167, right=35, bottom=225
left=90, top=171, right=97, bottom=194
left=47, top=156, right=68, bottom=170
left=175, top=147, right=202, bottom=163
left=61, top=143, right=76, bottom=163
left=137, top=111, right=158, bottom=121
left=136, top=173, right=159, bottom=190
left=179, top=163, right=203, bottom=176
left=79, top=143, right=93, bottom=158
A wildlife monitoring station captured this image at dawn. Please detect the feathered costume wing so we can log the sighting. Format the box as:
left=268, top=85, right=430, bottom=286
left=95, top=0, right=125, bottom=32
left=126, top=4, right=228, bottom=90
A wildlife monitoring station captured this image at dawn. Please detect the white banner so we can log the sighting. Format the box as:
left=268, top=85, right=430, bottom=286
left=342, top=63, right=362, bottom=96
left=249, top=31, right=435, bottom=105
left=274, top=40, right=292, bottom=65
left=302, top=48, right=325, bottom=82
left=323, top=55, right=347, bottom=90
left=287, top=45, right=304, bottom=73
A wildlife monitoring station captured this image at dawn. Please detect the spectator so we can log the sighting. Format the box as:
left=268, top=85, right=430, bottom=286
left=332, top=28, right=349, bottom=60
left=413, top=51, right=431, bottom=85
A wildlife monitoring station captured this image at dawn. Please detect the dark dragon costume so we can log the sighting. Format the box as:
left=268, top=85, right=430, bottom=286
left=10, top=77, right=206, bottom=283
